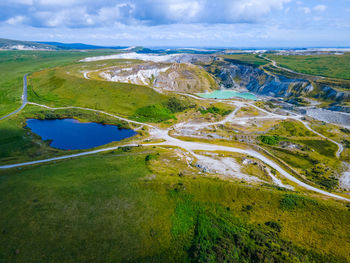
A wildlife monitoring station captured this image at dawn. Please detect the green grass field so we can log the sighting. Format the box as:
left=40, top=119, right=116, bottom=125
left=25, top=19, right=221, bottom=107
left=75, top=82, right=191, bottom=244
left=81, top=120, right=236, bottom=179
left=221, top=54, right=269, bottom=67
left=28, top=65, right=169, bottom=118
left=259, top=120, right=341, bottom=190
left=0, top=50, right=117, bottom=117
left=0, top=148, right=349, bottom=262
left=1, top=50, right=350, bottom=262
left=266, top=53, right=350, bottom=79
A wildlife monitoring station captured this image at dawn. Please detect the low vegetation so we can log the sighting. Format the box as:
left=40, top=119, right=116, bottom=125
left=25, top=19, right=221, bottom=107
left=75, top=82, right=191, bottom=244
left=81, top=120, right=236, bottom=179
left=266, top=53, right=350, bottom=80
left=199, top=105, right=232, bottom=116
left=1, top=148, right=349, bottom=262
left=259, top=135, right=283, bottom=145
left=268, top=120, right=315, bottom=137
left=132, top=97, right=193, bottom=123
left=0, top=50, right=115, bottom=117
left=221, top=54, right=269, bottom=67
left=1, top=50, right=350, bottom=262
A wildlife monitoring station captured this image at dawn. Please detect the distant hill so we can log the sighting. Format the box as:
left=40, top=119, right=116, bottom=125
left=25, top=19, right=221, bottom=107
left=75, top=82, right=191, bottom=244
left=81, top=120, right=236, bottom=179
left=0, top=38, right=129, bottom=50
left=0, top=38, right=56, bottom=50
left=38, top=42, right=127, bottom=50
left=0, top=38, right=219, bottom=54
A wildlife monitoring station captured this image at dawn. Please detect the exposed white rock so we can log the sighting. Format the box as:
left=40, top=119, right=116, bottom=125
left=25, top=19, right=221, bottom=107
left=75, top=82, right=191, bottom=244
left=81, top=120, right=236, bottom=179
left=194, top=153, right=262, bottom=183
left=305, top=108, right=350, bottom=128
left=101, top=66, right=170, bottom=86
left=80, top=52, right=181, bottom=62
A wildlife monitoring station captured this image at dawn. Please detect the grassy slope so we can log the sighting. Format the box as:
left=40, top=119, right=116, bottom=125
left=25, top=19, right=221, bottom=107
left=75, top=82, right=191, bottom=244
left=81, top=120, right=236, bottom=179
left=28, top=65, right=168, bottom=117
left=261, top=120, right=341, bottom=189
left=1, top=50, right=350, bottom=262
left=266, top=53, right=350, bottom=80
left=221, top=54, right=269, bottom=67
left=0, top=149, right=349, bottom=262
left=0, top=50, right=116, bottom=117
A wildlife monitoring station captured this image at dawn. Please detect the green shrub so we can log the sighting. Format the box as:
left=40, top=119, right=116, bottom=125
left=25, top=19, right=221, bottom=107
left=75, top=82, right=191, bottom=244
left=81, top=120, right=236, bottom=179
left=179, top=204, right=337, bottom=263
left=133, top=104, right=174, bottom=123
left=280, top=194, right=308, bottom=210
left=265, top=221, right=282, bottom=232
left=145, top=154, right=158, bottom=162
left=165, top=97, right=191, bottom=113
left=342, top=140, right=350, bottom=148
left=340, top=128, right=350, bottom=134
left=316, top=177, right=338, bottom=190
left=259, top=135, right=283, bottom=145
left=199, top=106, right=231, bottom=116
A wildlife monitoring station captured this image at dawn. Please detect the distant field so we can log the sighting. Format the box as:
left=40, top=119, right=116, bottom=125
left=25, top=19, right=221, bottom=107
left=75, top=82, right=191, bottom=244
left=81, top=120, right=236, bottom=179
left=0, top=147, right=349, bottom=262
left=266, top=53, right=350, bottom=79
left=0, top=50, right=116, bottom=117
left=222, top=54, right=269, bottom=66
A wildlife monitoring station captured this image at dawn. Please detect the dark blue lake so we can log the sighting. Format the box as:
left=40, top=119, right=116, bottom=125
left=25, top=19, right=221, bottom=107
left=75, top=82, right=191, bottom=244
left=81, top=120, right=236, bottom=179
left=26, top=118, right=137, bottom=150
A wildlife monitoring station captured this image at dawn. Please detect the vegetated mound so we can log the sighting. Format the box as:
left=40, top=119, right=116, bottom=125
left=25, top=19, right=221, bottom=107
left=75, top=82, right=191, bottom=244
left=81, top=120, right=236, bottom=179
left=100, top=62, right=217, bottom=93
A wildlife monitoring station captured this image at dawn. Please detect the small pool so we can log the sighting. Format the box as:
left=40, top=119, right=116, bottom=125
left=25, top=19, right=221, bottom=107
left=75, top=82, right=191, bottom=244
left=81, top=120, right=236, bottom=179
left=196, top=90, right=257, bottom=100
left=26, top=118, right=137, bottom=150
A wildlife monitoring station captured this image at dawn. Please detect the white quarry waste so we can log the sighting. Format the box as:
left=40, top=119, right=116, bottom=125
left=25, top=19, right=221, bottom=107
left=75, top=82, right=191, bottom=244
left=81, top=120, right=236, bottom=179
left=305, top=108, right=350, bottom=128
left=101, top=66, right=170, bottom=85
left=80, top=52, right=181, bottom=63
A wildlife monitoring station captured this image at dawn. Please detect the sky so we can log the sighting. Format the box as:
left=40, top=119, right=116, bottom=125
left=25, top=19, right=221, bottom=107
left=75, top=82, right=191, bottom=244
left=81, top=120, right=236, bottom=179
left=0, top=0, right=349, bottom=47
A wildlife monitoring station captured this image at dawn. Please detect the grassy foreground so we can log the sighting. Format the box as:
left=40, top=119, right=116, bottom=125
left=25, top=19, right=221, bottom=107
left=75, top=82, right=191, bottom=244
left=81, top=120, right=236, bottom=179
left=0, top=147, right=349, bottom=262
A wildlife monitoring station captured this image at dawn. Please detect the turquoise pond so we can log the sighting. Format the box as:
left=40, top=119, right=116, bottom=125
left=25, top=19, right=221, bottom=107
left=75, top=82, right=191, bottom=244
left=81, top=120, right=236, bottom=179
left=196, top=90, right=257, bottom=100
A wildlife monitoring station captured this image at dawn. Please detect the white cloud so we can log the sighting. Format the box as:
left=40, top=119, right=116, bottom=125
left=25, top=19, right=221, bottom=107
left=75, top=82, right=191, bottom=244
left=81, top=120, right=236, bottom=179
left=98, top=3, right=135, bottom=23
left=167, top=1, right=202, bottom=22
left=35, top=0, right=83, bottom=6
left=8, top=0, right=32, bottom=4
left=1, top=0, right=293, bottom=27
left=5, top=15, right=25, bottom=25
left=300, top=7, right=311, bottom=14
left=313, top=5, right=327, bottom=12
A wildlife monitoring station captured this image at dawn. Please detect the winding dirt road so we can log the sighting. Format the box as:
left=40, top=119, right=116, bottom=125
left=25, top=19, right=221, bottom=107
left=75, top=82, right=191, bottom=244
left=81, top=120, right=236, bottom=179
left=0, top=75, right=349, bottom=202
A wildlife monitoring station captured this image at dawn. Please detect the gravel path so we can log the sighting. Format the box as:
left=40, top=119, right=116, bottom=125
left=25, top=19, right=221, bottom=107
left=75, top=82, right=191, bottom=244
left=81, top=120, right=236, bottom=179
left=1, top=75, right=349, bottom=202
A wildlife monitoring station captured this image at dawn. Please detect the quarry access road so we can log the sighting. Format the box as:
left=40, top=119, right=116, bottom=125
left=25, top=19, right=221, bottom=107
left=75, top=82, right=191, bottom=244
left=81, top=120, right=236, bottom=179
left=180, top=93, right=344, bottom=158
left=1, top=122, right=349, bottom=201
left=0, top=75, right=348, bottom=202
left=1, top=102, right=349, bottom=202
